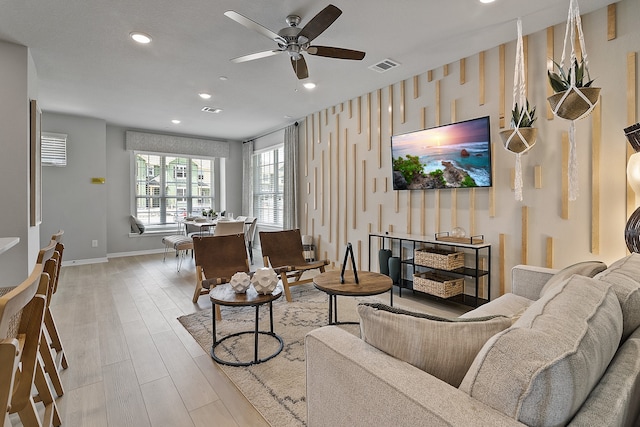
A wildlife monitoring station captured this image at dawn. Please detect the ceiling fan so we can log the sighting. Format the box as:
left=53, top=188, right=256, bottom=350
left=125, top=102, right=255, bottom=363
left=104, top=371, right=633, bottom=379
left=224, top=4, right=366, bottom=80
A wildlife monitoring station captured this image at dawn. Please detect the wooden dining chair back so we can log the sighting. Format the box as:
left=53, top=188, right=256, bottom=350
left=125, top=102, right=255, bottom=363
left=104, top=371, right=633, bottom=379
left=50, top=230, right=64, bottom=294
left=259, top=229, right=330, bottom=302
left=213, top=219, right=245, bottom=236
left=35, top=241, right=66, bottom=397
left=191, top=234, right=250, bottom=314
left=0, top=266, right=61, bottom=426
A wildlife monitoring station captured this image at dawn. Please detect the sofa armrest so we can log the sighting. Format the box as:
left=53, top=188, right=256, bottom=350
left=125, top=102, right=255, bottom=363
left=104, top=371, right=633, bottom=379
left=305, top=326, right=526, bottom=427
left=511, top=265, right=558, bottom=300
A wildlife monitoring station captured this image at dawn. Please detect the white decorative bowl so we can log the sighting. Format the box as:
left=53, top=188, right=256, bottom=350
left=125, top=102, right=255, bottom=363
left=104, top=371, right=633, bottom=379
left=251, top=267, right=279, bottom=295
left=229, top=271, right=251, bottom=293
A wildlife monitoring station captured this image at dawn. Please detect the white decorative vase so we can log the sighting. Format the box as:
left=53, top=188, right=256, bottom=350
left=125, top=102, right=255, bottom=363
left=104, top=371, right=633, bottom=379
left=251, top=267, right=279, bottom=295
left=229, top=271, right=251, bottom=294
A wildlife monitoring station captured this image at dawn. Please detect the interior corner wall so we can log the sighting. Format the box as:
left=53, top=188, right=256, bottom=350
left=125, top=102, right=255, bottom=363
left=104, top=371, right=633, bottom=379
left=298, top=0, right=640, bottom=297
left=40, top=112, right=107, bottom=263
left=221, top=141, right=243, bottom=217
left=0, top=40, right=38, bottom=286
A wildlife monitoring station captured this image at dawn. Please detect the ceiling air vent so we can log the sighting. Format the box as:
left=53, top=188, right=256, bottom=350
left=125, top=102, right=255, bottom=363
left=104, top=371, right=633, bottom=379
left=201, top=106, right=223, bottom=114
left=368, top=58, right=400, bottom=73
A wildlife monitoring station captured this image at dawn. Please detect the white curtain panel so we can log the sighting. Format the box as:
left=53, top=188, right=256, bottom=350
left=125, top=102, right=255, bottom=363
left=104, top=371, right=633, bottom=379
left=283, top=124, right=299, bottom=230
left=242, top=140, right=254, bottom=217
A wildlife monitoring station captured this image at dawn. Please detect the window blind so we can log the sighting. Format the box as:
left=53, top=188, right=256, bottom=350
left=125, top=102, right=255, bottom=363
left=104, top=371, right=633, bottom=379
left=41, top=132, right=67, bottom=167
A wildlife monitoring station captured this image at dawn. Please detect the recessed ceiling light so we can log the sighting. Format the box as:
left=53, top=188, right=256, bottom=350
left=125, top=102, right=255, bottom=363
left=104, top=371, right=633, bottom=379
left=479, top=0, right=495, bottom=3
left=171, top=119, right=181, bottom=124
left=303, top=82, right=316, bottom=89
left=199, top=93, right=212, bottom=100
left=219, top=76, right=228, bottom=81
left=130, top=32, right=152, bottom=44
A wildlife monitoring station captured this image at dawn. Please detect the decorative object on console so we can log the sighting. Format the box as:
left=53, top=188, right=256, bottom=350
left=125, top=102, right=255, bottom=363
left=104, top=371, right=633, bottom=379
left=388, top=257, right=400, bottom=286
left=378, top=248, right=392, bottom=276
left=547, top=0, right=600, bottom=201
left=435, top=231, right=485, bottom=245
left=229, top=271, right=252, bottom=293
left=500, top=18, right=537, bottom=202
left=624, top=122, right=640, bottom=252
left=251, top=267, right=279, bottom=294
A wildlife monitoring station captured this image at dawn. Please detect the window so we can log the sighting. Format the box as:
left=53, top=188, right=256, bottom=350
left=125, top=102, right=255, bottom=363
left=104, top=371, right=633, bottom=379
left=134, top=153, right=214, bottom=225
left=41, top=132, right=67, bottom=167
left=253, top=146, right=284, bottom=226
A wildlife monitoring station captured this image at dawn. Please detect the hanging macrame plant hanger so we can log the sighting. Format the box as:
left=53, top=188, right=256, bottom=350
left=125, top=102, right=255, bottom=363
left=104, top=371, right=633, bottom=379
left=548, top=0, right=600, bottom=201
left=500, top=18, right=536, bottom=202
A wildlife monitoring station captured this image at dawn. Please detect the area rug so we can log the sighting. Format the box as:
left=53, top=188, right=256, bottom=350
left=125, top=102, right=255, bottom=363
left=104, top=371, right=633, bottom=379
left=178, top=284, right=461, bottom=426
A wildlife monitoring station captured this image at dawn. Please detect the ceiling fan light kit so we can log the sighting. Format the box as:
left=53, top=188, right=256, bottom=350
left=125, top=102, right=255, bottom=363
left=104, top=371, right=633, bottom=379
left=224, top=4, right=366, bottom=80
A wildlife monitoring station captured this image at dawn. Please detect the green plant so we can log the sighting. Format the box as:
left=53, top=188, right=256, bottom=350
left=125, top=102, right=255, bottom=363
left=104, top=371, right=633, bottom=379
left=429, top=169, right=446, bottom=186
left=510, top=100, right=537, bottom=128
left=461, top=175, right=477, bottom=188
left=547, top=58, right=595, bottom=93
left=393, top=155, right=423, bottom=184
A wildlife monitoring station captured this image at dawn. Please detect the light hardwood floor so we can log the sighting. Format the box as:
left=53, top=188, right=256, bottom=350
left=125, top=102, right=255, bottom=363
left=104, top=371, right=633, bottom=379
left=13, top=252, right=270, bottom=427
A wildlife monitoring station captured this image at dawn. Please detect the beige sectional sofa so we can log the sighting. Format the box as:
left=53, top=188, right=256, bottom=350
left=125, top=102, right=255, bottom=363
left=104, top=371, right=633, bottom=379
left=305, top=254, right=640, bottom=426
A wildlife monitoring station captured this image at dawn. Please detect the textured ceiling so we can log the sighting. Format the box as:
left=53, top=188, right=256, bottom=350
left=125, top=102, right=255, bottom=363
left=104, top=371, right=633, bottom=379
left=0, top=0, right=613, bottom=141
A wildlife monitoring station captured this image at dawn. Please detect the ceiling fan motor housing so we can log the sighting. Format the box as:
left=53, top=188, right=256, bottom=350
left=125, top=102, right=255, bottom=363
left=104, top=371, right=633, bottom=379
left=277, top=24, right=309, bottom=59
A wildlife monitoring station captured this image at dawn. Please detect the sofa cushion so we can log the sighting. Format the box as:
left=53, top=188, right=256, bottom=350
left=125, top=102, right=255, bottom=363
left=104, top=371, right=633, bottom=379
left=357, top=303, right=511, bottom=387
left=459, top=293, right=533, bottom=320
left=594, top=253, right=640, bottom=341
left=460, top=275, right=623, bottom=427
left=539, top=260, right=607, bottom=298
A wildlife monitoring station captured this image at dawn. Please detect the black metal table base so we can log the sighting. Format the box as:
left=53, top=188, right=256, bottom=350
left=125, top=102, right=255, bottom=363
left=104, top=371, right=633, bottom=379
left=211, top=301, right=283, bottom=367
left=327, top=288, right=394, bottom=325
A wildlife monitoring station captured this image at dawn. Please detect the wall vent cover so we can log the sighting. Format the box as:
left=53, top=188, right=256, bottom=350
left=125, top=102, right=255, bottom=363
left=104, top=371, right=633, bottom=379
left=201, top=106, right=223, bottom=114
left=368, top=58, right=400, bottom=73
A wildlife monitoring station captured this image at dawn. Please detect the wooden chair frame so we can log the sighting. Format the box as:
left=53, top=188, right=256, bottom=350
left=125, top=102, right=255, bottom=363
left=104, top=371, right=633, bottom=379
left=259, top=229, right=329, bottom=302
left=192, top=234, right=250, bottom=319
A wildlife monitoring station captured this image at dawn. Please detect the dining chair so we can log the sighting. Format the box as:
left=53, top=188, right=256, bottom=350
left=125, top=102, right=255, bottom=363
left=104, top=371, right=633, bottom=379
left=47, top=231, right=69, bottom=370
left=213, top=219, right=245, bottom=236
left=259, top=229, right=330, bottom=302
left=36, top=240, right=66, bottom=397
left=191, top=234, right=251, bottom=316
left=0, top=265, right=61, bottom=427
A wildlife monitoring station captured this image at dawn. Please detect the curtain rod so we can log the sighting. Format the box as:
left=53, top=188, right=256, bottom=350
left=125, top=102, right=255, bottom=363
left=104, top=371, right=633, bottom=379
left=244, top=120, right=300, bottom=143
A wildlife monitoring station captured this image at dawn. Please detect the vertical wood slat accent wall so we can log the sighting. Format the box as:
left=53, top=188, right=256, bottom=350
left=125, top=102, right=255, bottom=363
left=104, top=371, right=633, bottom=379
left=608, top=4, right=617, bottom=40
left=546, top=237, right=554, bottom=268
left=562, top=132, right=570, bottom=219
left=377, top=89, right=382, bottom=168
left=592, top=98, right=601, bottom=255
left=499, top=233, right=506, bottom=296
left=546, top=27, right=555, bottom=120
left=460, top=58, right=466, bottom=85
left=521, top=206, right=529, bottom=265
left=479, top=51, right=485, bottom=106
left=534, top=166, right=543, bottom=189
left=499, top=44, right=506, bottom=129
left=628, top=52, right=638, bottom=218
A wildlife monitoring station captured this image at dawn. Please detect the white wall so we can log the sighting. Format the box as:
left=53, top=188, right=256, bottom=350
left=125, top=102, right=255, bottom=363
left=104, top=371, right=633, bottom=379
left=0, top=40, right=39, bottom=285
left=40, top=113, right=108, bottom=263
left=297, top=0, right=640, bottom=296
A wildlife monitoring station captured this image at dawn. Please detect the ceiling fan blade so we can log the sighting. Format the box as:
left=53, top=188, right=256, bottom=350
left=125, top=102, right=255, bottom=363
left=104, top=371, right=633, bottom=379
left=298, top=4, right=342, bottom=43
left=307, top=46, right=366, bottom=60
left=231, top=50, right=283, bottom=63
left=224, top=11, right=286, bottom=44
left=291, top=56, right=309, bottom=80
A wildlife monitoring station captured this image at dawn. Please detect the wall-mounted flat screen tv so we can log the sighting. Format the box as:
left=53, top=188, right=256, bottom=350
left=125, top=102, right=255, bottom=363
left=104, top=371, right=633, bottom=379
left=391, top=116, right=492, bottom=190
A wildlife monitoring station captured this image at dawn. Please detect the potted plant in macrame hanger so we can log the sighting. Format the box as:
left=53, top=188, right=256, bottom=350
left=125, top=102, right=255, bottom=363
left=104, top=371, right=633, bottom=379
left=500, top=99, right=537, bottom=154
left=547, top=58, right=600, bottom=121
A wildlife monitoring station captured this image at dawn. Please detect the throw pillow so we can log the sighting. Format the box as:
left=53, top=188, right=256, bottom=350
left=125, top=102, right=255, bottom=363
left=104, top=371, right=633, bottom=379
left=595, top=253, right=640, bottom=341
left=460, top=275, right=623, bottom=427
left=539, top=260, right=607, bottom=298
left=357, top=303, right=511, bottom=387
left=129, top=215, right=145, bottom=234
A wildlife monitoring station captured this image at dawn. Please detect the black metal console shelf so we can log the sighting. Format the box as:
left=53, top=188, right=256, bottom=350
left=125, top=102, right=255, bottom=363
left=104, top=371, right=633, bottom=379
left=368, top=232, right=491, bottom=308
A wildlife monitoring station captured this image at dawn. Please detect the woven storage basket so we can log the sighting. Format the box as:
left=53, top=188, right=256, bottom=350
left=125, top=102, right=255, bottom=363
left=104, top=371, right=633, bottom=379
left=413, top=272, right=464, bottom=298
left=414, top=247, right=464, bottom=270
left=547, top=87, right=600, bottom=121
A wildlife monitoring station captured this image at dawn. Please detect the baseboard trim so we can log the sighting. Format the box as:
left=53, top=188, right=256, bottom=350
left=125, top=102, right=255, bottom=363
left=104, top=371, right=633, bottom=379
left=62, top=257, right=109, bottom=267
left=108, top=248, right=166, bottom=258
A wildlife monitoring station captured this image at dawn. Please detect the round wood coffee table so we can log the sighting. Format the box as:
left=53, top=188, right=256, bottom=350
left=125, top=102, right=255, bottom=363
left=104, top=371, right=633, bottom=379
left=313, top=270, right=393, bottom=325
left=209, top=284, right=284, bottom=366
